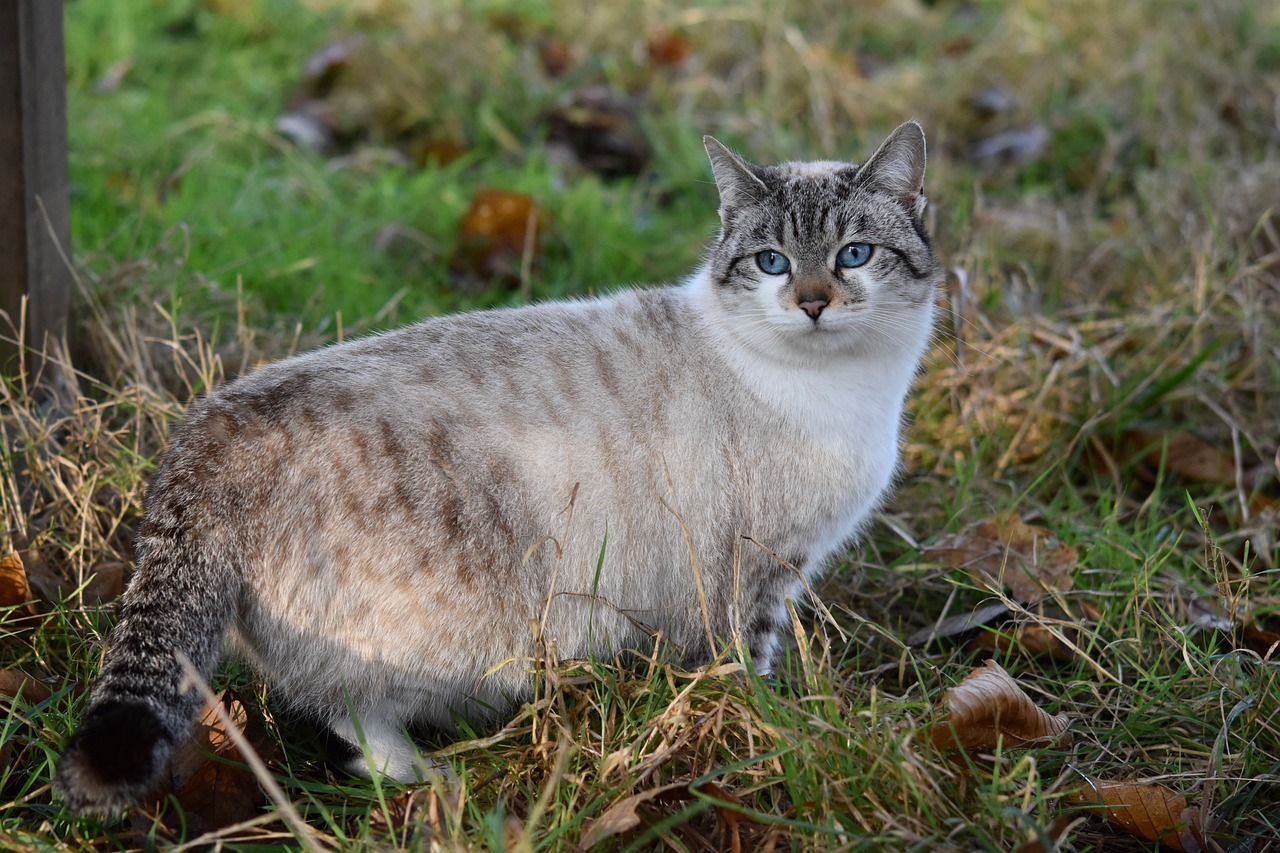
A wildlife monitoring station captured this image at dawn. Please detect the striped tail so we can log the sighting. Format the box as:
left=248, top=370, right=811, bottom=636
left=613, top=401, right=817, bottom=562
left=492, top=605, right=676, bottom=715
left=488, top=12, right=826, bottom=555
left=55, top=478, right=241, bottom=817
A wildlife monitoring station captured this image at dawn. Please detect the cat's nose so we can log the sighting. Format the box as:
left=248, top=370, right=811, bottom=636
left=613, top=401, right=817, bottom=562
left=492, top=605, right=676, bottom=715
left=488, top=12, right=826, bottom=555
left=798, top=297, right=829, bottom=319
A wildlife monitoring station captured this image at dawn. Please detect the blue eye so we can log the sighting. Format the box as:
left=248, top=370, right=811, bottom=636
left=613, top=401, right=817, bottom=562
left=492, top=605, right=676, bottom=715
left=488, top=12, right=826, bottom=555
left=756, top=250, right=791, bottom=275
left=836, top=243, right=874, bottom=269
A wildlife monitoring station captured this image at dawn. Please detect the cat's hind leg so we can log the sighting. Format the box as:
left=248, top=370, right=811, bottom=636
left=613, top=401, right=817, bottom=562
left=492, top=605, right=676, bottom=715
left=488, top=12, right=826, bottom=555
left=327, top=709, right=430, bottom=783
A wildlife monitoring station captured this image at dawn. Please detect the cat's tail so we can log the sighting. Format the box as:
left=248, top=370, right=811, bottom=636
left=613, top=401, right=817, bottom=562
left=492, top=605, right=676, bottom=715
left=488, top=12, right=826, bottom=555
left=55, top=454, right=243, bottom=817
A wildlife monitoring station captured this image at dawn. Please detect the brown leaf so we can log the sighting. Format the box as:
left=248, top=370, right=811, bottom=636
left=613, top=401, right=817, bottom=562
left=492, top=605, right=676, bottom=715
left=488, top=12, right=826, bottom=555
left=543, top=85, right=652, bottom=178
left=153, top=690, right=276, bottom=834
left=1067, top=779, right=1214, bottom=852
left=1124, top=428, right=1247, bottom=489
left=16, top=549, right=62, bottom=606
left=0, top=670, right=52, bottom=704
left=1186, top=596, right=1236, bottom=632
left=926, top=512, right=1077, bottom=603
left=970, top=621, right=1077, bottom=663
left=930, top=659, right=1071, bottom=752
left=582, top=782, right=688, bottom=847
left=647, top=30, right=690, bottom=68
left=1242, top=619, right=1280, bottom=658
left=0, top=551, right=37, bottom=616
left=538, top=37, right=572, bottom=77
left=581, top=779, right=751, bottom=849
left=1012, top=813, right=1074, bottom=853
left=450, top=188, right=540, bottom=289
left=71, top=561, right=127, bottom=605
left=406, top=137, right=467, bottom=169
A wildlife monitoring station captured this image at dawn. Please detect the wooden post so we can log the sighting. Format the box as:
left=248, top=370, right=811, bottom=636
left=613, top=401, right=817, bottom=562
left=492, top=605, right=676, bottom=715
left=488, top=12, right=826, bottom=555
left=0, top=0, right=72, bottom=378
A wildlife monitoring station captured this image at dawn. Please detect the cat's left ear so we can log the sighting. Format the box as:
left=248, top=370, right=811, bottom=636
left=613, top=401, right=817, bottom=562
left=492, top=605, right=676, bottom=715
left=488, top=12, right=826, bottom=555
left=704, top=136, right=768, bottom=216
left=854, top=120, right=928, bottom=220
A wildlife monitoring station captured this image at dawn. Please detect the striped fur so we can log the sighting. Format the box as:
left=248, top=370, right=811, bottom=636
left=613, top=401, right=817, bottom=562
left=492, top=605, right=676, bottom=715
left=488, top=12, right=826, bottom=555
left=56, top=122, right=940, bottom=815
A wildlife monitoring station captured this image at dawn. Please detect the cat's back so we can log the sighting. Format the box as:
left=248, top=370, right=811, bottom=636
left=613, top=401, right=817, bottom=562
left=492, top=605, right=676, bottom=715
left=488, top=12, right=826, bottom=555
left=152, top=285, right=736, bottom=538
left=214, top=285, right=702, bottom=426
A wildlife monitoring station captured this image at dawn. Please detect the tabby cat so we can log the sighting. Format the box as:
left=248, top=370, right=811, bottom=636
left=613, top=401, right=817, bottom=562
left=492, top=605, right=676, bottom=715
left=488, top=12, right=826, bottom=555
left=57, top=121, right=939, bottom=815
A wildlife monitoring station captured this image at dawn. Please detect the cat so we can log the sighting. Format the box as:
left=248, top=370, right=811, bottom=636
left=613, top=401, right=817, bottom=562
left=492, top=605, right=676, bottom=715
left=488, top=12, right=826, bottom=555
left=56, top=121, right=940, bottom=816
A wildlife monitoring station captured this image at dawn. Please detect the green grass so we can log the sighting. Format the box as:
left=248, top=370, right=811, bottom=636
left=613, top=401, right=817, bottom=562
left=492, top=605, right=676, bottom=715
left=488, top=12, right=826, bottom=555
left=2, top=0, right=1278, bottom=849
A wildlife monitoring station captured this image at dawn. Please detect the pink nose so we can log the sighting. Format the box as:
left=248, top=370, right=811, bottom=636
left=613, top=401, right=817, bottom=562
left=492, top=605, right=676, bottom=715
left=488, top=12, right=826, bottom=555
left=798, top=298, right=829, bottom=319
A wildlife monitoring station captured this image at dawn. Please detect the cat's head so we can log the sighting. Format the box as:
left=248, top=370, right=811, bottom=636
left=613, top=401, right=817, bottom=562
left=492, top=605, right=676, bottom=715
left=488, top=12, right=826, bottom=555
left=702, top=121, right=939, bottom=357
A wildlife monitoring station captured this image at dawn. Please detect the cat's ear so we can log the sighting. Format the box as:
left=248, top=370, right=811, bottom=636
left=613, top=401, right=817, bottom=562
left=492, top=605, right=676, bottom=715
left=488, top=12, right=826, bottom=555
left=855, top=121, right=928, bottom=219
left=704, top=136, right=768, bottom=215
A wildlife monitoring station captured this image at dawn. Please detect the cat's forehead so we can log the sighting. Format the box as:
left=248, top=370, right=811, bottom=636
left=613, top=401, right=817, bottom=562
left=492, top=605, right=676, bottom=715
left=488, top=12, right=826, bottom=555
left=756, top=159, right=862, bottom=199
left=770, top=159, right=859, bottom=180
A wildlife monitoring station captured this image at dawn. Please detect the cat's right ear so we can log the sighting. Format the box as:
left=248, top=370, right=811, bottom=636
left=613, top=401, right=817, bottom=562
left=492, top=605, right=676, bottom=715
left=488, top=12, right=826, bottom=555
left=704, top=136, right=768, bottom=216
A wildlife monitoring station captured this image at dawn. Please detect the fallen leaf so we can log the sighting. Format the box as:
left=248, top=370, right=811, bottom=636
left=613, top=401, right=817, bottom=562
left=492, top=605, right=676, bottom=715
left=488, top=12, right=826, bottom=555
left=0, top=552, right=37, bottom=617
left=1124, top=429, right=1251, bottom=489
left=0, top=670, right=52, bottom=704
left=369, top=788, right=427, bottom=833
left=299, top=36, right=362, bottom=96
left=971, top=620, right=1077, bottom=663
left=580, top=778, right=752, bottom=849
left=450, top=188, right=540, bottom=290
left=1012, top=813, right=1075, bottom=853
left=582, top=782, right=688, bottom=847
left=406, top=137, right=468, bottom=169
left=538, top=37, right=572, bottom=77
left=83, top=561, right=126, bottom=604
left=18, top=548, right=69, bottom=605
left=1067, top=779, right=1216, bottom=852
left=150, top=690, right=276, bottom=835
left=926, top=512, right=1077, bottom=603
left=1242, top=619, right=1280, bottom=658
left=543, top=84, right=652, bottom=178
left=647, top=30, right=690, bottom=68
left=930, top=659, right=1071, bottom=752
left=275, top=100, right=339, bottom=154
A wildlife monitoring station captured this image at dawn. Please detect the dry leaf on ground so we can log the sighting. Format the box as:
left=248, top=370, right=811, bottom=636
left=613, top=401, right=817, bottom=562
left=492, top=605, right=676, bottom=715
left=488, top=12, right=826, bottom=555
left=1242, top=619, right=1280, bottom=657
left=1012, top=813, right=1075, bottom=853
left=1183, top=595, right=1280, bottom=658
left=0, top=670, right=52, bottom=704
left=970, top=617, right=1078, bottom=663
left=143, top=690, right=277, bottom=836
left=909, top=602, right=1082, bottom=663
left=1067, top=779, right=1222, bottom=852
left=543, top=84, right=652, bottom=178
left=0, top=552, right=37, bottom=617
left=581, top=778, right=752, bottom=850
left=450, top=188, right=541, bottom=289
left=1123, top=428, right=1251, bottom=489
left=647, top=30, right=691, bottom=68
left=930, top=659, right=1071, bottom=752
left=82, top=561, right=126, bottom=604
left=925, top=512, right=1077, bottom=603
